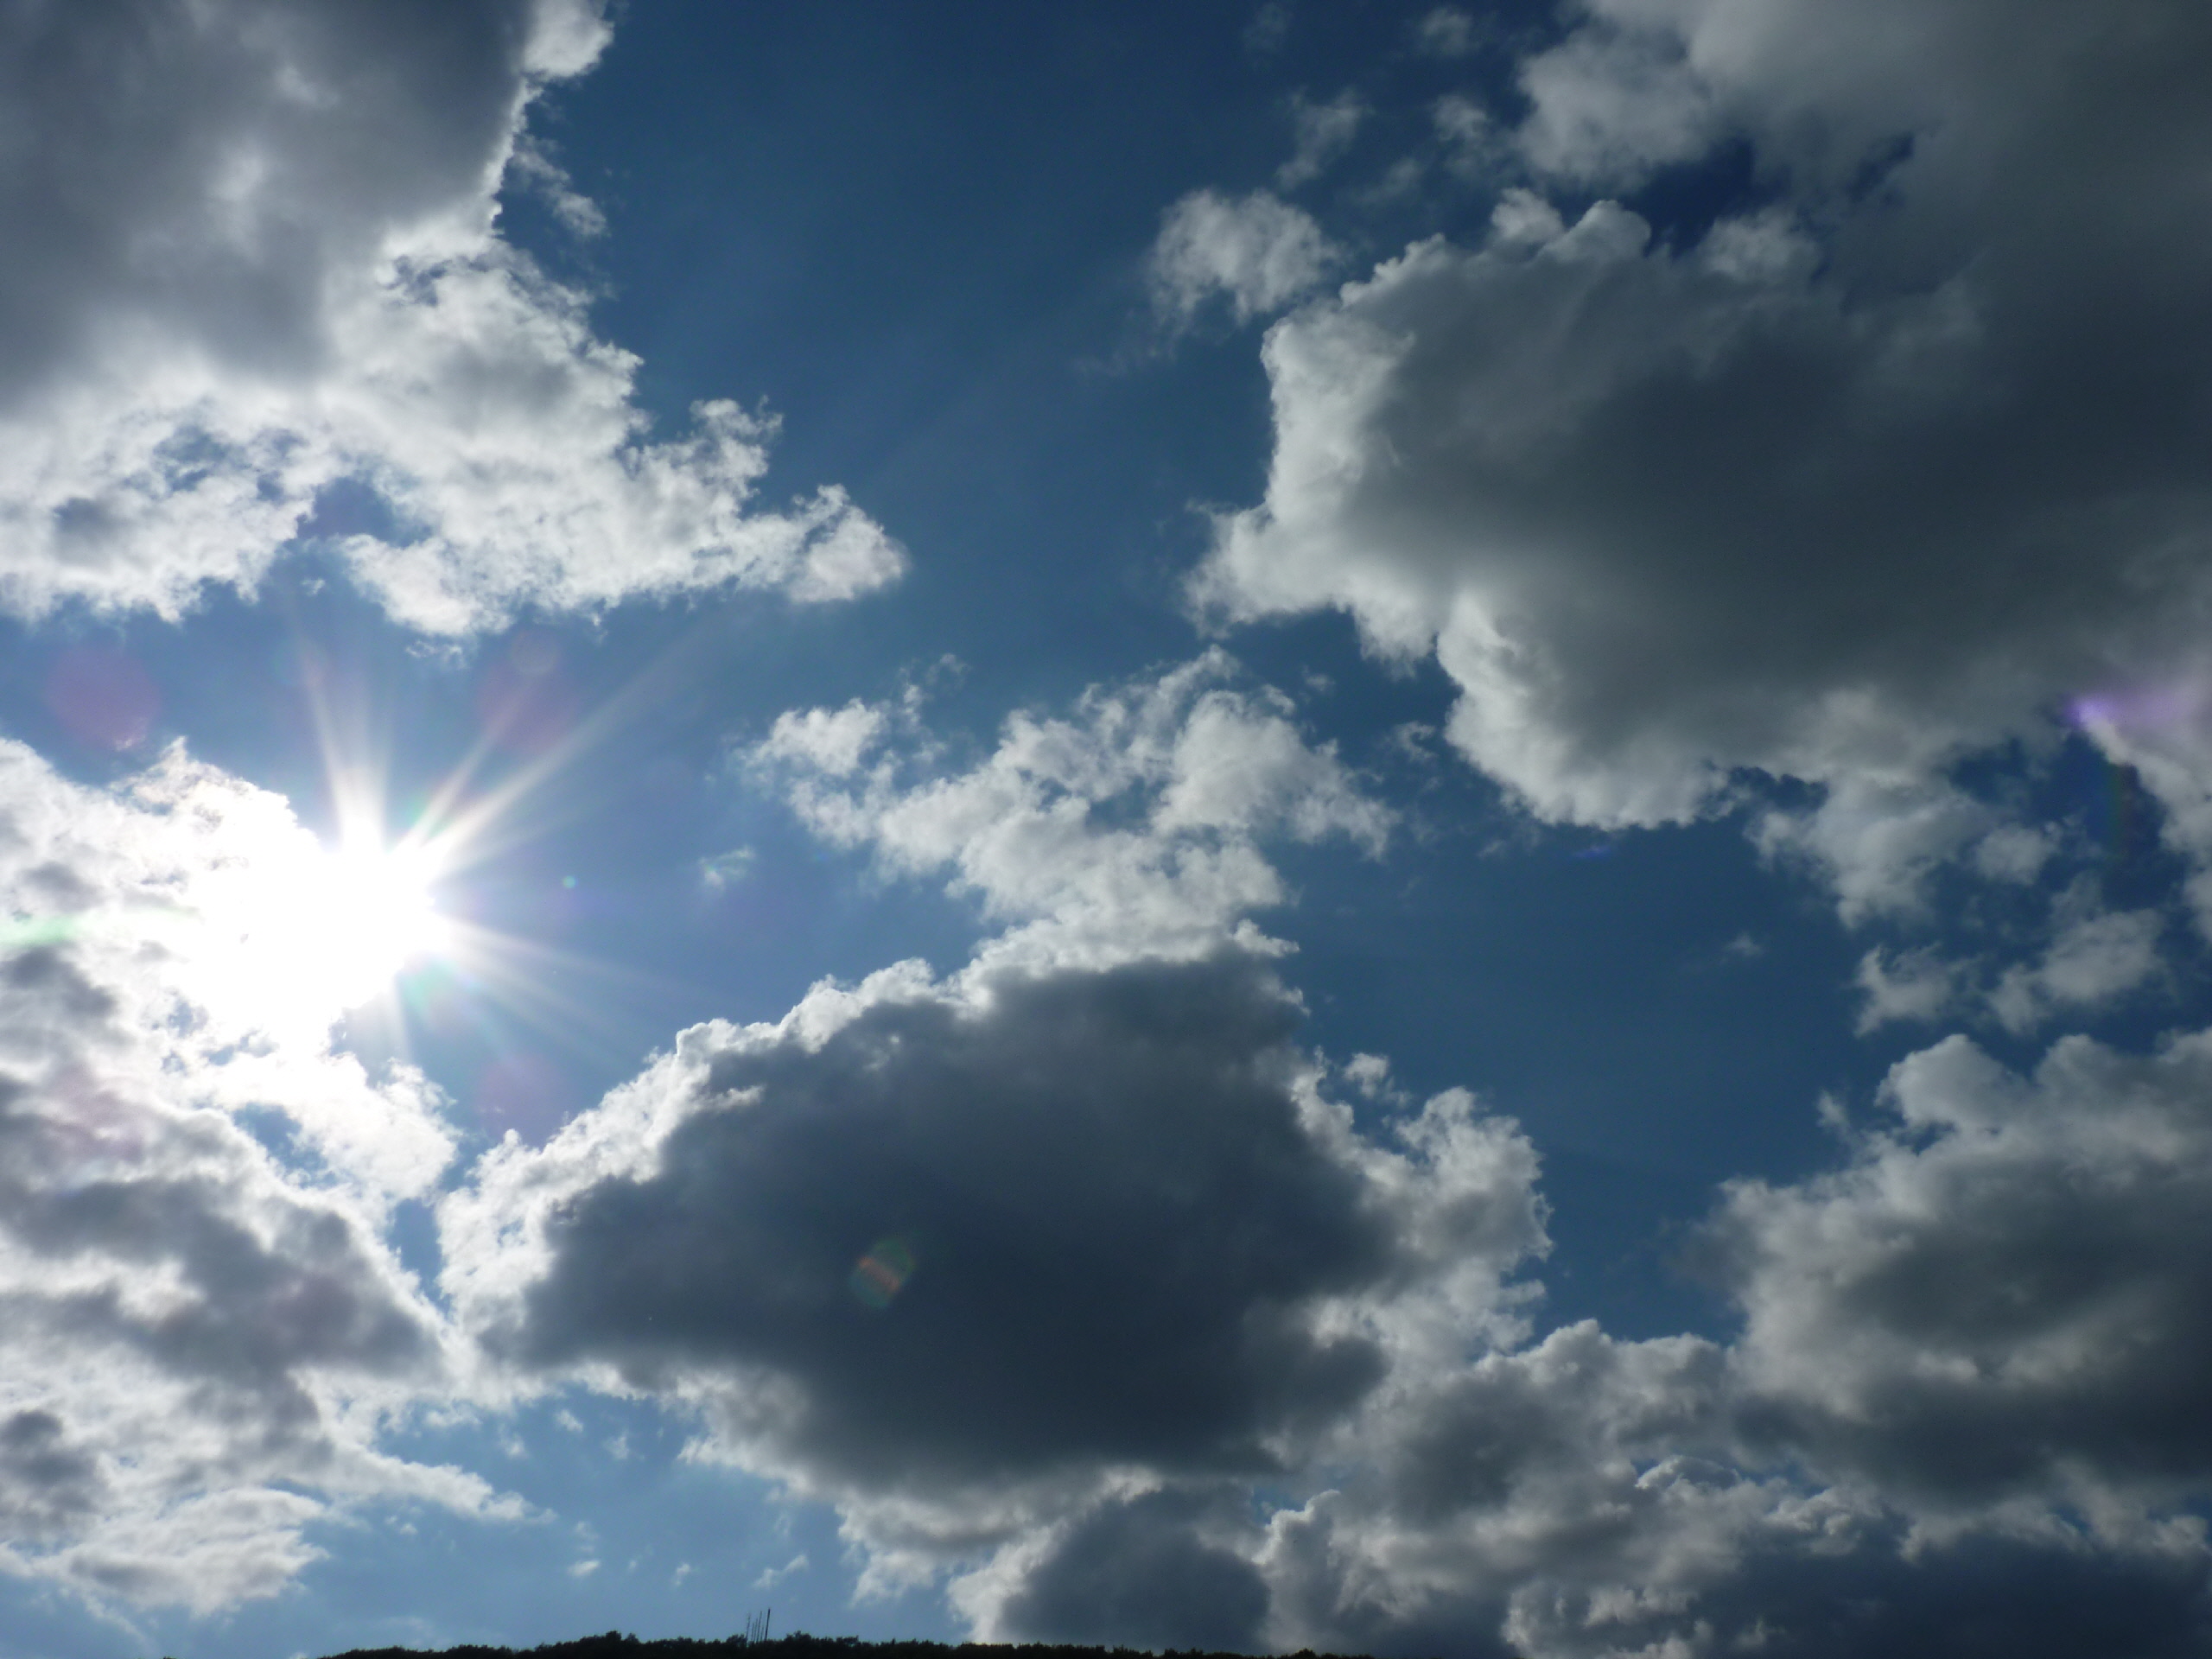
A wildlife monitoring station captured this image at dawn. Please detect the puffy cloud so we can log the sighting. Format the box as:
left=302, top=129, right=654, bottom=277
left=988, top=1489, right=1272, bottom=1651
left=1853, top=944, right=1959, bottom=1033
left=1196, top=0, right=2212, bottom=912
left=450, top=667, right=2212, bottom=1659
left=1718, top=1027, right=2212, bottom=1506
left=1853, top=880, right=2165, bottom=1035
left=441, top=953, right=1548, bottom=1584
left=0, top=739, right=503, bottom=1610
left=954, top=1018, right=2212, bottom=1657
left=1986, top=887, right=2164, bottom=1033
left=0, top=0, right=902, bottom=634
left=1517, top=17, right=1719, bottom=181
left=1149, top=191, right=1341, bottom=328
left=747, top=652, right=1394, bottom=971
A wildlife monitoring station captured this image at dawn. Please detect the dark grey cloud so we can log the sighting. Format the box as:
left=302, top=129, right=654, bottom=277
left=1198, top=0, right=2212, bottom=912
left=997, top=1490, right=1272, bottom=1653
left=1714, top=1029, right=2212, bottom=1503
left=447, top=945, right=1547, bottom=1589
left=1312, top=1519, right=2212, bottom=1659
left=0, top=1409, right=108, bottom=1544
left=512, top=958, right=1404, bottom=1487
left=0, top=0, right=550, bottom=404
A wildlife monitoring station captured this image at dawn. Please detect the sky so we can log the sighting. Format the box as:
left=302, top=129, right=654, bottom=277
left=3, top=2, right=2212, bottom=1656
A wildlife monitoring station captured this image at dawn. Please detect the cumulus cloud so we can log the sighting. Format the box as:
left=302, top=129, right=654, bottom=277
left=0, top=0, right=902, bottom=635
left=1853, top=944, right=1960, bottom=1033
left=1853, top=880, right=2165, bottom=1035
left=442, top=627, right=2212, bottom=1658
left=1149, top=191, right=1341, bottom=328
left=747, top=652, right=1394, bottom=971
left=1718, top=1027, right=2212, bottom=1505
left=1195, top=0, right=2212, bottom=914
left=1986, top=885, right=2164, bottom=1033
left=441, top=953, right=1548, bottom=1586
left=965, top=1018, right=2212, bottom=1657
left=0, top=739, right=505, bottom=1610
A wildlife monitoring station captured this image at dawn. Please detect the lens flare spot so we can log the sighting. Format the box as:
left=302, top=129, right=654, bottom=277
left=849, top=1236, right=918, bottom=1311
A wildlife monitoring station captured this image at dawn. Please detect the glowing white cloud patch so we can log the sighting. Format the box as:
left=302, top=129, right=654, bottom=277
left=0, top=0, right=904, bottom=635
left=747, top=652, right=1393, bottom=972
left=0, top=736, right=524, bottom=1615
left=1149, top=190, right=1340, bottom=328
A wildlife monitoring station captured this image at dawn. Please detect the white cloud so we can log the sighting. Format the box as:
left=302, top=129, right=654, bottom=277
left=0, top=0, right=902, bottom=635
left=1149, top=191, right=1340, bottom=329
left=962, top=1019, right=2212, bottom=1657
left=1278, top=92, right=1367, bottom=189
left=441, top=637, right=2212, bottom=1655
left=1516, top=16, right=1719, bottom=182
left=747, top=652, right=1393, bottom=973
left=1854, top=881, right=2164, bottom=1036
left=1755, top=776, right=1996, bottom=924
left=1986, top=885, right=2164, bottom=1033
left=1853, top=944, right=1961, bottom=1033
left=0, top=739, right=508, bottom=1612
left=1433, top=95, right=1502, bottom=181
left=753, top=1552, right=809, bottom=1590
left=1194, top=0, right=2212, bottom=917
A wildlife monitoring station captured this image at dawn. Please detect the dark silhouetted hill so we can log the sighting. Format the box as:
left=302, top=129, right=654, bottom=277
left=319, top=1635, right=1393, bottom=1659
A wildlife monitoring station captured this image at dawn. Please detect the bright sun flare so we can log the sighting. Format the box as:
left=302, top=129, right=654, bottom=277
left=198, top=830, right=451, bottom=1022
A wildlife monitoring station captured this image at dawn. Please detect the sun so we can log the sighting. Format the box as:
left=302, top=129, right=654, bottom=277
left=194, top=823, right=453, bottom=1027
left=310, top=836, right=450, bottom=1001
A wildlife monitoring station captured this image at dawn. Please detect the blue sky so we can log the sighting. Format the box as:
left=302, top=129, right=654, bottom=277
left=3, top=3, right=2212, bottom=1656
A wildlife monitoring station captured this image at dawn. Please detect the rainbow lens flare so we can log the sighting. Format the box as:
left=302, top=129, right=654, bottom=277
left=849, top=1236, right=918, bottom=1310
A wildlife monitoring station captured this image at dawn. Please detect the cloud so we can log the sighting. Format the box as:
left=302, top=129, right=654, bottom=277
left=991, top=1488, right=1272, bottom=1651
left=747, top=652, right=1394, bottom=972
left=957, top=1017, right=2212, bottom=1657
left=448, top=644, right=2212, bottom=1658
left=0, top=0, right=902, bottom=635
left=1853, top=944, right=1960, bottom=1033
left=753, top=1552, right=809, bottom=1591
left=442, top=951, right=1548, bottom=1586
left=1149, top=191, right=1341, bottom=328
left=1278, top=92, right=1367, bottom=190
left=1516, top=15, right=1719, bottom=182
left=1717, top=1027, right=2212, bottom=1506
left=1243, top=3, right=1293, bottom=58
left=1194, top=0, right=2212, bottom=912
left=0, top=740, right=506, bottom=1611
left=1413, top=9, right=1482, bottom=60
left=1986, top=883, right=2164, bottom=1033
